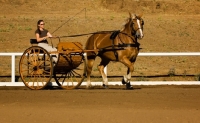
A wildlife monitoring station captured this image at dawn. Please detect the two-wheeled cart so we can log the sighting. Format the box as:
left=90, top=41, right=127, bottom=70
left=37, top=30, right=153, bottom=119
left=19, top=38, right=90, bottom=90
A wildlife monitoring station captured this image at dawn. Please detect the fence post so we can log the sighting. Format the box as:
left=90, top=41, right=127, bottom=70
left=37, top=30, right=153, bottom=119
left=11, top=54, right=15, bottom=83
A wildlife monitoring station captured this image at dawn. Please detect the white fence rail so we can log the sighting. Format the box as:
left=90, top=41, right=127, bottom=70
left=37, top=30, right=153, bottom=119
left=0, top=52, right=200, bottom=86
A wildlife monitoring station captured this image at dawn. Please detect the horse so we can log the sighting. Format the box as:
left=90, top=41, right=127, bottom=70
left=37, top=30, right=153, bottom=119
left=84, top=13, right=144, bottom=89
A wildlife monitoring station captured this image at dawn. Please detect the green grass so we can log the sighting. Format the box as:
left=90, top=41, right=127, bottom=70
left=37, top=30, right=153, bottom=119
left=25, top=27, right=32, bottom=31
left=0, top=28, right=10, bottom=32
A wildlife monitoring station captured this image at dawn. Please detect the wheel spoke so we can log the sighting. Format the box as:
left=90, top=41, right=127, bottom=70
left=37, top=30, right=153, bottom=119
left=19, top=46, right=53, bottom=90
left=54, top=57, right=85, bottom=90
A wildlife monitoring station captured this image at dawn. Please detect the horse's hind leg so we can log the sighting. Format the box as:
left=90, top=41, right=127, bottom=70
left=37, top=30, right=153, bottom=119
left=98, top=59, right=110, bottom=89
left=86, top=56, right=96, bottom=89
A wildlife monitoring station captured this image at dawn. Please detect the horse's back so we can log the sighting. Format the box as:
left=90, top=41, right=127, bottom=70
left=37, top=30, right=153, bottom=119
left=85, top=33, right=112, bottom=50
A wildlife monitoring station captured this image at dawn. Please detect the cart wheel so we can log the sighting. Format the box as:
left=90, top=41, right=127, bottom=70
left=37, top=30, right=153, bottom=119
left=53, top=54, right=86, bottom=90
left=19, top=46, right=53, bottom=90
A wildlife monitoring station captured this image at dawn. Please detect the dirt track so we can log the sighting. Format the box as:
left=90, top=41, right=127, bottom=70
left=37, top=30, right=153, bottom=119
left=1, top=0, right=200, bottom=81
left=0, top=86, right=200, bottom=123
left=0, top=1, right=200, bottom=122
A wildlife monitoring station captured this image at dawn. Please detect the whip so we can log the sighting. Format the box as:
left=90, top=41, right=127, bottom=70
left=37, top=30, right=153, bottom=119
left=52, top=8, right=86, bottom=34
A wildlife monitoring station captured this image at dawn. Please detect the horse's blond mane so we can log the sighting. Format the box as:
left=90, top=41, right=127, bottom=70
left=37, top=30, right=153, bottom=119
left=120, top=17, right=131, bottom=31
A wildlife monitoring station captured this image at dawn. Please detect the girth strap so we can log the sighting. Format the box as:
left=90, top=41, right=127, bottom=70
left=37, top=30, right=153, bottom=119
left=111, top=32, right=118, bottom=60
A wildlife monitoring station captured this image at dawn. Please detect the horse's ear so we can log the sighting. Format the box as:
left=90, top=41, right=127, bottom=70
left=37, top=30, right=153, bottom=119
left=137, top=13, right=143, bottom=18
left=129, top=12, right=132, bottom=18
left=132, top=14, right=136, bottom=19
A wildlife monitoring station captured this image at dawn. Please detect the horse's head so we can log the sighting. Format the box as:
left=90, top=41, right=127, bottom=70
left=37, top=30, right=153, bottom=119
left=130, top=13, right=144, bottom=39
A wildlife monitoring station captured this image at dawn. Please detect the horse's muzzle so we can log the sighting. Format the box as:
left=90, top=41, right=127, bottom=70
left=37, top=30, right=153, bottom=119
left=136, top=35, right=144, bottom=40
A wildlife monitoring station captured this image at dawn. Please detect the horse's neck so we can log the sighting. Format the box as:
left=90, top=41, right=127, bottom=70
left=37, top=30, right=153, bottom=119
left=121, top=30, right=131, bottom=36
left=120, top=22, right=137, bottom=43
left=121, top=22, right=132, bottom=35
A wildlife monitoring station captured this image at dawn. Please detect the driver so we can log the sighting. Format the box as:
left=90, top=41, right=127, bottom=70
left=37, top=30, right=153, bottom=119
left=35, top=20, right=57, bottom=63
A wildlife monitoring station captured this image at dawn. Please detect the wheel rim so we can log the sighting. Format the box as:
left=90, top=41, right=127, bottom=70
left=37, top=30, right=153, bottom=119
left=19, top=46, right=53, bottom=90
left=54, top=56, right=86, bottom=90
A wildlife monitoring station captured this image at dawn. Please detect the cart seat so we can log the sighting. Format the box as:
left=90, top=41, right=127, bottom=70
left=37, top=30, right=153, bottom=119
left=30, top=39, right=38, bottom=46
left=29, top=39, right=45, bottom=53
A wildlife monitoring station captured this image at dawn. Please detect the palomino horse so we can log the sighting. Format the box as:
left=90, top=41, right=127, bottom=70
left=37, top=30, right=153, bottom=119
left=85, top=13, right=144, bottom=89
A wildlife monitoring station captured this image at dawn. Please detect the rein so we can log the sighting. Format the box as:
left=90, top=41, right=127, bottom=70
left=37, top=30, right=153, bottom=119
left=57, top=30, right=140, bottom=61
left=58, top=31, right=117, bottom=38
left=58, top=30, right=139, bottom=49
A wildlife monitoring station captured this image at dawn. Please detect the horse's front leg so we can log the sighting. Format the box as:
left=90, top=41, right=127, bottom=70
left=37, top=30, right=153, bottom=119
left=122, top=68, right=133, bottom=89
left=121, top=59, right=134, bottom=90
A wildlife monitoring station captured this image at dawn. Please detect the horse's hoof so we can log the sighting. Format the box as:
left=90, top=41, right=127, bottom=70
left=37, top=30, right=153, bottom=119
left=86, top=85, right=93, bottom=89
left=122, top=78, right=126, bottom=85
left=126, top=82, right=134, bottom=90
left=103, top=84, right=109, bottom=89
left=126, top=86, right=133, bottom=90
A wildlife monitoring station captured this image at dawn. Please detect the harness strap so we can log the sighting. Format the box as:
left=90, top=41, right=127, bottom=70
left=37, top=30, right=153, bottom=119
left=98, top=42, right=140, bottom=61
left=112, top=38, right=119, bottom=61
left=110, top=31, right=120, bottom=60
left=110, top=30, right=120, bottom=40
left=118, top=43, right=140, bottom=48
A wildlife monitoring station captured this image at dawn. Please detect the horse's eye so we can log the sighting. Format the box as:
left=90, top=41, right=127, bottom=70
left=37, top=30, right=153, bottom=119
left=142, top=21, right=144, bottom=25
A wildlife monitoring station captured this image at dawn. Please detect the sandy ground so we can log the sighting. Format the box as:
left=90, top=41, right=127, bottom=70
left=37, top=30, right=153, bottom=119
left=0, top=1, right=200, bottom=122
left=0, top=86, right=200, bottom=123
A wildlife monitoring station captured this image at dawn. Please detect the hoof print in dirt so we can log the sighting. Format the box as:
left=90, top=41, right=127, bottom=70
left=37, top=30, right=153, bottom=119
left=86, top=85, right=94, bottom=89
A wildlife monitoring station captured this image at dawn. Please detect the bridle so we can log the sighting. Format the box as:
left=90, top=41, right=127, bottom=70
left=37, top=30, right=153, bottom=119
left=131, top=17, right=144, bottom=39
